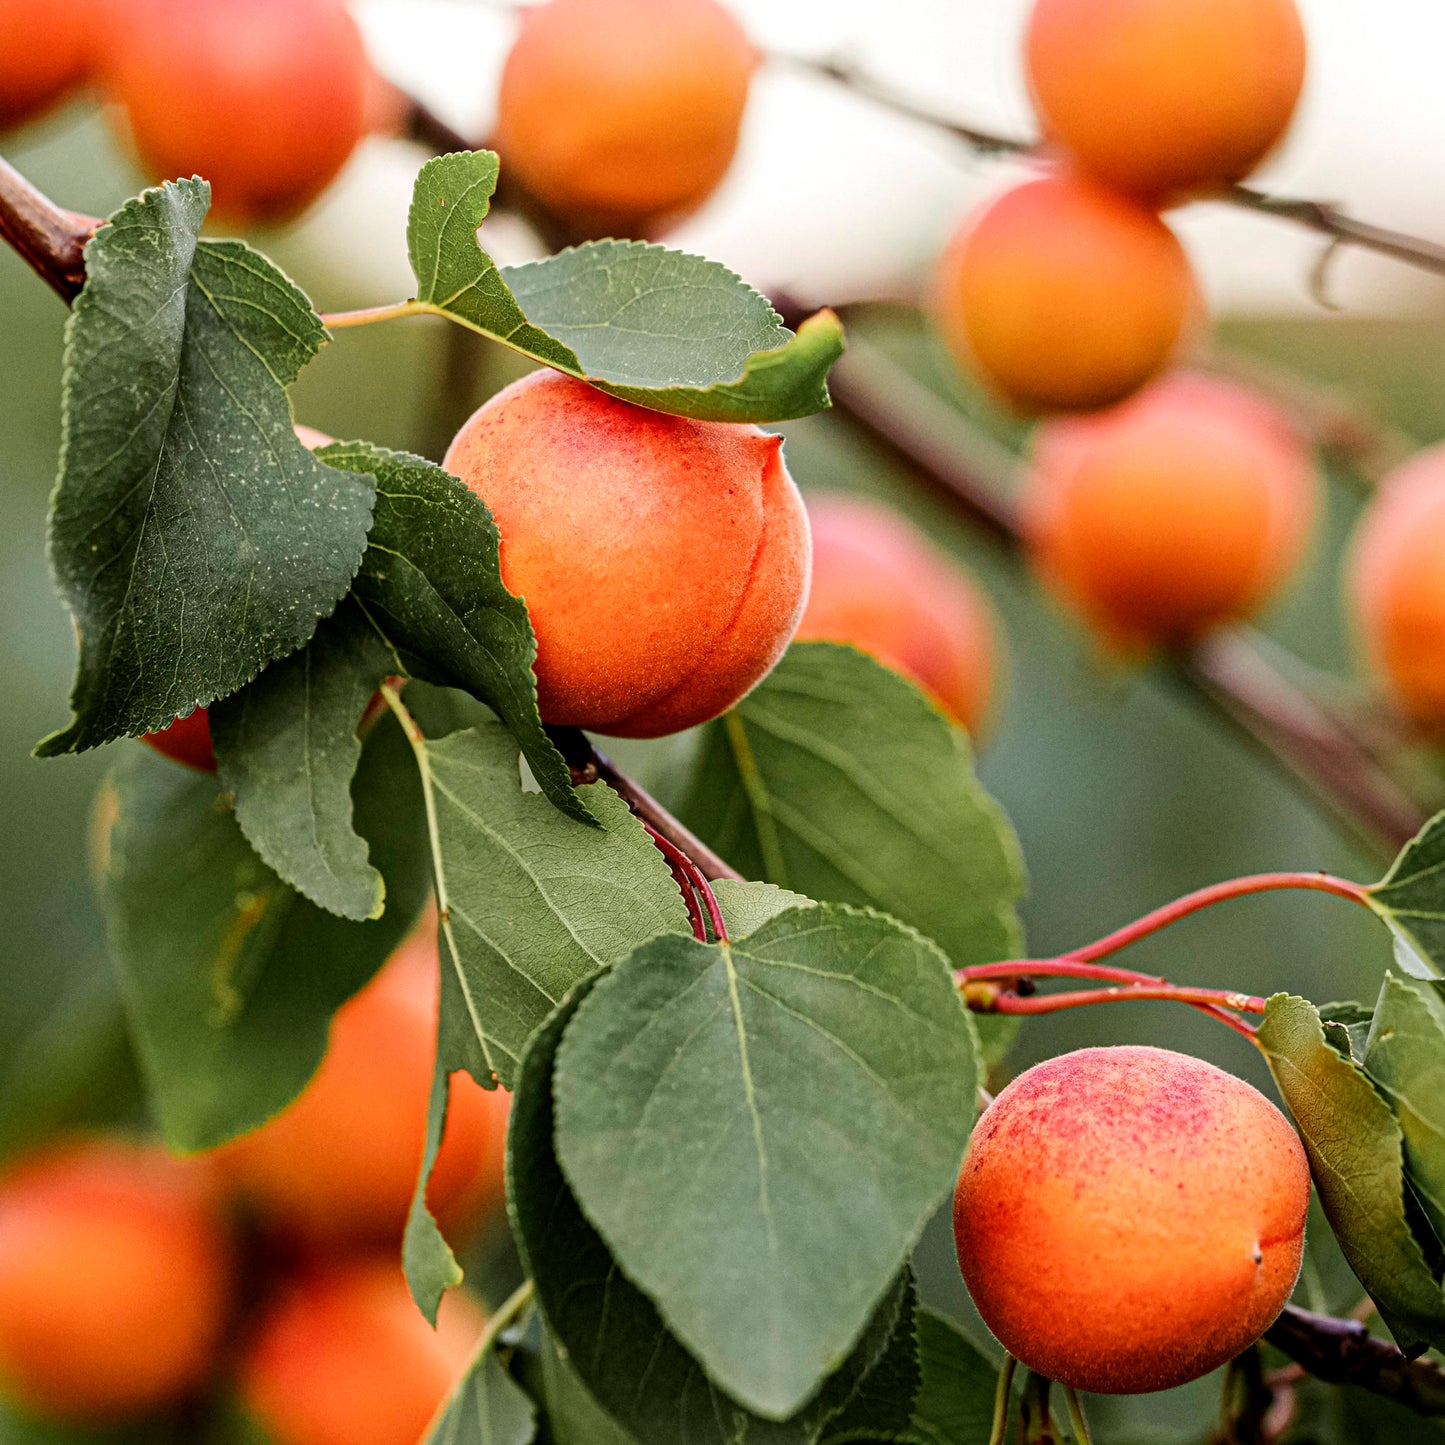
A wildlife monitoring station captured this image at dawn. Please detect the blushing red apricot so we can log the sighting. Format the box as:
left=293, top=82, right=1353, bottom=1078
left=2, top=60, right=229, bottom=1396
left=954, top=1046, right=1310, bottom=1394
left=0, top=0, right=94, bottom=130
left=797, top=496, right=999, bottom=735
left=238, top=1258, right=483, bottom=1445
left=143, top=708, right=216, bottom=771
left=934, top=174, right=1194, bottom=413
left=1025, top=372, right=1315, bottom=650
left=496, top=0, right=758, bottom=238
left=1027, top=0, right=1307, bottom=200
left=0, top=1137, right=231, bottom=1423
left=444, top=370, right=810, bottom=738
left=1348, top=445, right=1445, bottom=727
left=103, top=0, right=370, bottom=224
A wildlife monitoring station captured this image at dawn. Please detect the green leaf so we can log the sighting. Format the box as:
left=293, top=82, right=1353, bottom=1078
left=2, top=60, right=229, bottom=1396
left=211, top=600, right=395, bottom=921
left=322, top=440, right=583, bottom=824
left=1318, top=999, right=1375, bottom=1062
left=553, top=904, right=979, bottom=1418
left=535, top=1330, right=639, bottom=1445
left=101, top=714, right=429, bottom=1151
left=681, top=643, right=1024, bottom=1064
left=1256, top=993, right=1445, bottom=1354
left=407, top=151, right=842, bottom=423
left=1367, top=812, right=1445, bottom=979
left=40, top=179, right=374, bottom=756
left=712, top=879, right=815, bottom=938
left=424, top=1324, right=538, bottom=1445
left=818, top=1277, right=921, bottom=1444
left=1365, top=973, right=1445, bottom=1244
left=509, top=984, right=909, bottom=1445
left=902, top=1310, right=1005, bottom=1445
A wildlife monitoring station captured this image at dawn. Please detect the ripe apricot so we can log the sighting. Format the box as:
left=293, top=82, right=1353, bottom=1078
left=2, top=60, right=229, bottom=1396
left=1027, top=0, right=1307, bottom=201
left=934, top=174, right=1194, bottom=413
left=1025, top=372, right=1315, bottom=650
left=0, top=0, right=94, bottom=131
left=143, top=708, right=216, bottom=771
left=103, top=0, right=370, bottom=225
left=443, top=370, right=810, bottom=738
left=238, top=1258, right=484, bottom=1445
left=955, top=1045, right=1310, bottom=1394
left=0, top=1137, right=231, bottom=1423
left=496, top=0, right=758, bottom=238
left=797, top=495, right=999, bottom=735
left=1348, top=445, right=1445, bottom=727
left=216, top=922, right=509, bottom=1247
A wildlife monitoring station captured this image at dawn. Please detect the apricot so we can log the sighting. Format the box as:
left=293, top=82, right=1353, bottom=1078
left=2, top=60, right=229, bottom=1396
left=443, top=370, right=810, bottom=738
left=796, top=495, right=998, bottom=735
left=142, top=708, right=216, bottom=771
left=0, top=1137, right=231, bottom=1423
left=496, top=0, right=758, bottom=238
left=1026, top=0, right=1307, bottom=201
left=954, top=1045, right=1310, bottom=1394
left=1025, top=372, right=1315, bottom=650
left=238, top=1258, right=484, bottom=1445
left=934, top=174, right=1194, bottom=413
left=0, top=0, right=94, bottom=131
left=103, top=0, right=370, bottom=225
left=1348, top=445, right=1445, bottom=727
left=216, top=921, right=509, bottom=1247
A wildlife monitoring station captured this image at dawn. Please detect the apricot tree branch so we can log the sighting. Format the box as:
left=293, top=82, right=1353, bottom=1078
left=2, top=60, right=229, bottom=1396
left=0, top=155, right=98, bottom=302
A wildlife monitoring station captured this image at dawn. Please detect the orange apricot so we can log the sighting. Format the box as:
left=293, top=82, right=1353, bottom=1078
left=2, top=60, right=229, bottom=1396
left=1024, top=371, right=1315, bottom=650
left=0, top=0, right=95, bottom=130
left=1348, top=445, right=1445, bottom=727
left=142, top=708, right=217, bottom=772
left=0, top=1137, right=231, bottom=1423
left=796, top=495, right=999, bottom=735
left=1026, top=0, right=1307, bottom=201
left=496, top=0, right=758, bottom=238
left=238, top=1258, right=483, bottom=1445
left=443, top=370, right=810, bottom=738
left=103, top=0, right=370, bottom=225
left=933, top=174, right=1195, bottom=414
left=954, top=1045, right=1310, bottom=1394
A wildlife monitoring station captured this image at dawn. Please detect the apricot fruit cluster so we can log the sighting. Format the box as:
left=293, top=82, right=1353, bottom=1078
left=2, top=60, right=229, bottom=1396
left=954, top=1045, right=1310, bottom=1393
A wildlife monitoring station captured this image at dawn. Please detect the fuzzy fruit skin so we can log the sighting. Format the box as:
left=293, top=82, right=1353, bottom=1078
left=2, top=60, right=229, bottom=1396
left=934, top=174, right=1194, bottom=414
left=954, top=1045, right=1310, bottom=1395
left=797, top=495, right=998, bottom=735
left=0, top=1137, right=231, bottom=1423
left=142, top=708, right=216, bottom=771
left=104, top=0, right=369, bottom=224
left=444, top=370, right=810, bottom=738
left=238, top=1258, right=483, bottom=1445
left=496, top=0, right=756, bottom=238
left=1025, top=372, right=1315, bottom=650
left=1026, top=0, right=1307, bottom=201
left=216, top=923, right=509, bottom=1247
left=1348, top=446, right=1445, bottom=727
left=0, top=0, right=94, bottom=130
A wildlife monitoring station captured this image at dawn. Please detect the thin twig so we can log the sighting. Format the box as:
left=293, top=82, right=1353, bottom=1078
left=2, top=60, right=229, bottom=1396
left=0, top=155, right=97, bottom=302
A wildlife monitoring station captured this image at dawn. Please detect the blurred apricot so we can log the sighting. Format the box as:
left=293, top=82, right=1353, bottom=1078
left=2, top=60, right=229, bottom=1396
left=0, top=1137, right=231, bottom=1424
left=1027, top=0, right=1307, bottom=200
left=496, top=0, right=757, bottom=237
left=797, top=495, right=999, bottom=735
left=934, top=174, right=1194, bottom=413
left=0, top=0, right=95, bottom=130
left=142, top=708, right=216, bottom=772
left=1025, top=372, right=1315, bottom=650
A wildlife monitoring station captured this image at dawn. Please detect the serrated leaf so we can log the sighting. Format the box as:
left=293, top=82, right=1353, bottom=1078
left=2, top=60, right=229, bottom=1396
left=900, top=1310, right=1004, bottom=1445
left=1318, top=999, right=1375, bottom=1063
left=712, top=879, right=815, bottom=938
left=101, top=715, right=429, bottom=1150
left=1367, top=812, right=1445, bottom=978
left=1256, top=993, right=1445, bottom=1354
left=424, top=1322, right=538, bottom=1445
left=407, top=151, right=842, bottom=423
left=509, top=985, right=907, bottom=1445
left=818, top=1277, right=921, bottom=1444
left=553, top=905, right=979, bottom=1418
left=681, top=643, right=1023, bottom=1065
left=211, top=600, right=394, bottom=921
left=41, top=179, right=373, bottom=756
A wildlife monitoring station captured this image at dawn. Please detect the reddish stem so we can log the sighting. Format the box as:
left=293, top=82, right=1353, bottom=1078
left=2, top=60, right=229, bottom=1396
left=643, top=823, right=729, bottom=943
left=990, top=985, right=1264, bottom=1038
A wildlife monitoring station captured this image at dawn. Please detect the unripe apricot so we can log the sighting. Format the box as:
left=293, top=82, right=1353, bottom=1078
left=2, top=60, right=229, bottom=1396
left=104, top=0, right=370, bottom=225
left=934, top=175, right=1194, bottom=414
left=496, top=0, right=757, bottom=238
left=238, top=1258, right=483, bottom=1445
left=1348, top=446, right=1445, bottom=727
left=955, top=1046, right=1310, bottom=1394
left=797, top=495, right=998, bottom=735
left=1027, top=0, right=1307, bottom=201
left=0, top=0, right=94, bottom=130
left=0, top=1137, right=231, bottom=1423
left=1025, top=372, right=1315, bottom=650
left=216, top=924, right=510, bottom=1247
left=444, top=370, right=810, bottom=738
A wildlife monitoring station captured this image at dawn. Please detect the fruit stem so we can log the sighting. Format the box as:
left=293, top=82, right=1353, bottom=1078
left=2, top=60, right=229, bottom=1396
left=988, top=1354, right=1017, bottom=1445
left=643, top=823, right=728, bottom=942
left=1063, top=1386, right=1093, bottom=1445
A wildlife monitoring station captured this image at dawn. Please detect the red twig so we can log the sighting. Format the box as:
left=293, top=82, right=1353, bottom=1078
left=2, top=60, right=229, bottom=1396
left=0, top=155, right=98, bottom=302
left=642, top=822, right=729, bottom=943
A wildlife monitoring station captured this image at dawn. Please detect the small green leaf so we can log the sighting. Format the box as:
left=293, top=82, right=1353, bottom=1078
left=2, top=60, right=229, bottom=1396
left=712, top=879, right=815, bottom=938
left=553, top=904, right=979, bottom=1418
left=407, top=152, right=842, bottom=423
left=424, top=1321, right=538, bottom=1445
left=1256, top=993, right=1445, bottom=1354
left=818, top=1276, right=921, bottom=1443
left=41, top=179, right=374, bottom=756
left=1367, top=812, right=1445, bottom=978
left=902, top=1310, right=1006, bottom=1445
left=535, top=1330, right=639, bottom=1445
